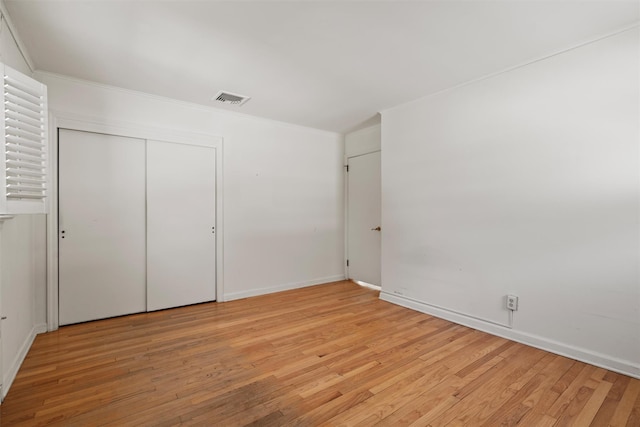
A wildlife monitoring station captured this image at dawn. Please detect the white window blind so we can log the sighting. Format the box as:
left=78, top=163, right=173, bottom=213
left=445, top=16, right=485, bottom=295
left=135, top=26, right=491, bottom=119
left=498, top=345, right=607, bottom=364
left=0, top=64, right=48, bottom=214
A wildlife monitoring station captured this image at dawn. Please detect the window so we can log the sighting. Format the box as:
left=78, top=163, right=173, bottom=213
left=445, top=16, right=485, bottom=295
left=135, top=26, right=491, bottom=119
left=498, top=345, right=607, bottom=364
left=0, top=63, right=48, bottom=214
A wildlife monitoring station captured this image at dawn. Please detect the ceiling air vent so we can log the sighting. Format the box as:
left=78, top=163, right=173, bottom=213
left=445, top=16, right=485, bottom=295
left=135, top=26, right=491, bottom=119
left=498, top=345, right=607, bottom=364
left=213, top=90, right=250, bottom=106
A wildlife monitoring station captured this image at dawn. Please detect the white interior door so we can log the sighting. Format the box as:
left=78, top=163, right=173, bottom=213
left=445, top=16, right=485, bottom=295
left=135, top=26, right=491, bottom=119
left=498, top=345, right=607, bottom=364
left=58, top=129, right=147, bottom=325
left=146, top=140, right=216, bottom=311
left=347, top=151, right=381, bottom=286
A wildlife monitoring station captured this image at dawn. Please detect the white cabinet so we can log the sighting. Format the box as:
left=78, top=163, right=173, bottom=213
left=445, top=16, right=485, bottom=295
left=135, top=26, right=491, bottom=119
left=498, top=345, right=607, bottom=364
left=58, top=130, right=217, bottom=325
left=146, top=140, right=216, bottom=311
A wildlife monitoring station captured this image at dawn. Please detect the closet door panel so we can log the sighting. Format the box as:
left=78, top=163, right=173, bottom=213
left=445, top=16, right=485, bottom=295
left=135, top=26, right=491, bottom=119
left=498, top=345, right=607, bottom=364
left=58, top=129, right=147, bottom=325
left=147, top=140, right=216, bottom=311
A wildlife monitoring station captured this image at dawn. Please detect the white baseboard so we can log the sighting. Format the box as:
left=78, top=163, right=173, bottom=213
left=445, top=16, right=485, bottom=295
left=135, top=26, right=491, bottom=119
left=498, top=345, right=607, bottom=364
left=380, top=291, right=640, bottom=380
left=224, top=275, right=346, bottom=302
left=2, top=323, right=47, bottom=400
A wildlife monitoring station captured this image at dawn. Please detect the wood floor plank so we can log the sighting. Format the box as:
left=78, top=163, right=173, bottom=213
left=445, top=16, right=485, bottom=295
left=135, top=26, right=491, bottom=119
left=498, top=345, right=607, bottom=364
left=547, top=364, right=598, bottom=418
left=571, top=380, right=613, bottom=426
left=626, top=391, right=640, bottom=427
left=590, top=374, right=631, bottom=426
left=610, top=380, right=640, bottom=426
left=493, top=355, right=574, bottom=426
left=375, top=355, right=505, bottom=426
left=1, top=280, right=639, bottom=426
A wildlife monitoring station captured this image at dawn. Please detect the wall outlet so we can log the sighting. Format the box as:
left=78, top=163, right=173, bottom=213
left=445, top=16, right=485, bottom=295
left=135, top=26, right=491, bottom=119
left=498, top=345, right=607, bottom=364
left=506, top=295, right=519, bottom=311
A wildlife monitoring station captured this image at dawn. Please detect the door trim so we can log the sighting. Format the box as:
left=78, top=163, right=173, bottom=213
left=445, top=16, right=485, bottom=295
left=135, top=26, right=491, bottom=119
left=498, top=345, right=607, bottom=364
left=46, top=111, right=225, bottom=331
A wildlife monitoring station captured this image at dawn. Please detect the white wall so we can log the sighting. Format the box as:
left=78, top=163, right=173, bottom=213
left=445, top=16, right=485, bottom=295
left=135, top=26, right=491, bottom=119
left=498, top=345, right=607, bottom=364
left=0, top=9, right=48, bottom=399
left=37, top=72, right=345, bottom=302
left=0, top=13, right=29, bottom=76
left=345, top=123, right=381, bottom=158
left=380, top=28, right=639, bottom=377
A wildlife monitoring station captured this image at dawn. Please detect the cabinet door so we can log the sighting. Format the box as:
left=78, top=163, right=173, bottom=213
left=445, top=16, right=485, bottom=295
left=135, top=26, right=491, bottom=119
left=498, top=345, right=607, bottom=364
left=58, top=129, right=147, bottom=325
left=146, top=140, right=216, bottom=311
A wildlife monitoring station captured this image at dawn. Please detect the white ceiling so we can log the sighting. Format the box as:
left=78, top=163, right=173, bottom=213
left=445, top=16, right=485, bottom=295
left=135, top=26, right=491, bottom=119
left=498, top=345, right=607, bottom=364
left=4, top=1, right=639, bottom=133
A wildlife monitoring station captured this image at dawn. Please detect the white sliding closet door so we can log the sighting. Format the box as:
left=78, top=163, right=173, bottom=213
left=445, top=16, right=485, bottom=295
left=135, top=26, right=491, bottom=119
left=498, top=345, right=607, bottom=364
left=147, top=140, right=216, bottom=311
left=58, top=129, right=147, bottom=325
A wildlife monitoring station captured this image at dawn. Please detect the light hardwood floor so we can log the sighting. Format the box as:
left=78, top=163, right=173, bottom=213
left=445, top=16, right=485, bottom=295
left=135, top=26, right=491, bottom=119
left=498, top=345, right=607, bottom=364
left=1, top=281, right=639, bottom=426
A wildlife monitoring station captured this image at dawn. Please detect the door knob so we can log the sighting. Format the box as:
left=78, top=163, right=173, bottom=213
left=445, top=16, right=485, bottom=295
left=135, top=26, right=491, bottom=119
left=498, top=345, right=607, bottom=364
left=371, top=226, right=381, bottom=231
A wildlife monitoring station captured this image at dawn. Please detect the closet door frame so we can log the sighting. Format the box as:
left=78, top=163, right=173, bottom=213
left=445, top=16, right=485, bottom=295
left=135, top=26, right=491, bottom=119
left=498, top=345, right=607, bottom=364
left=46, top=112, right=224, bottom=331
